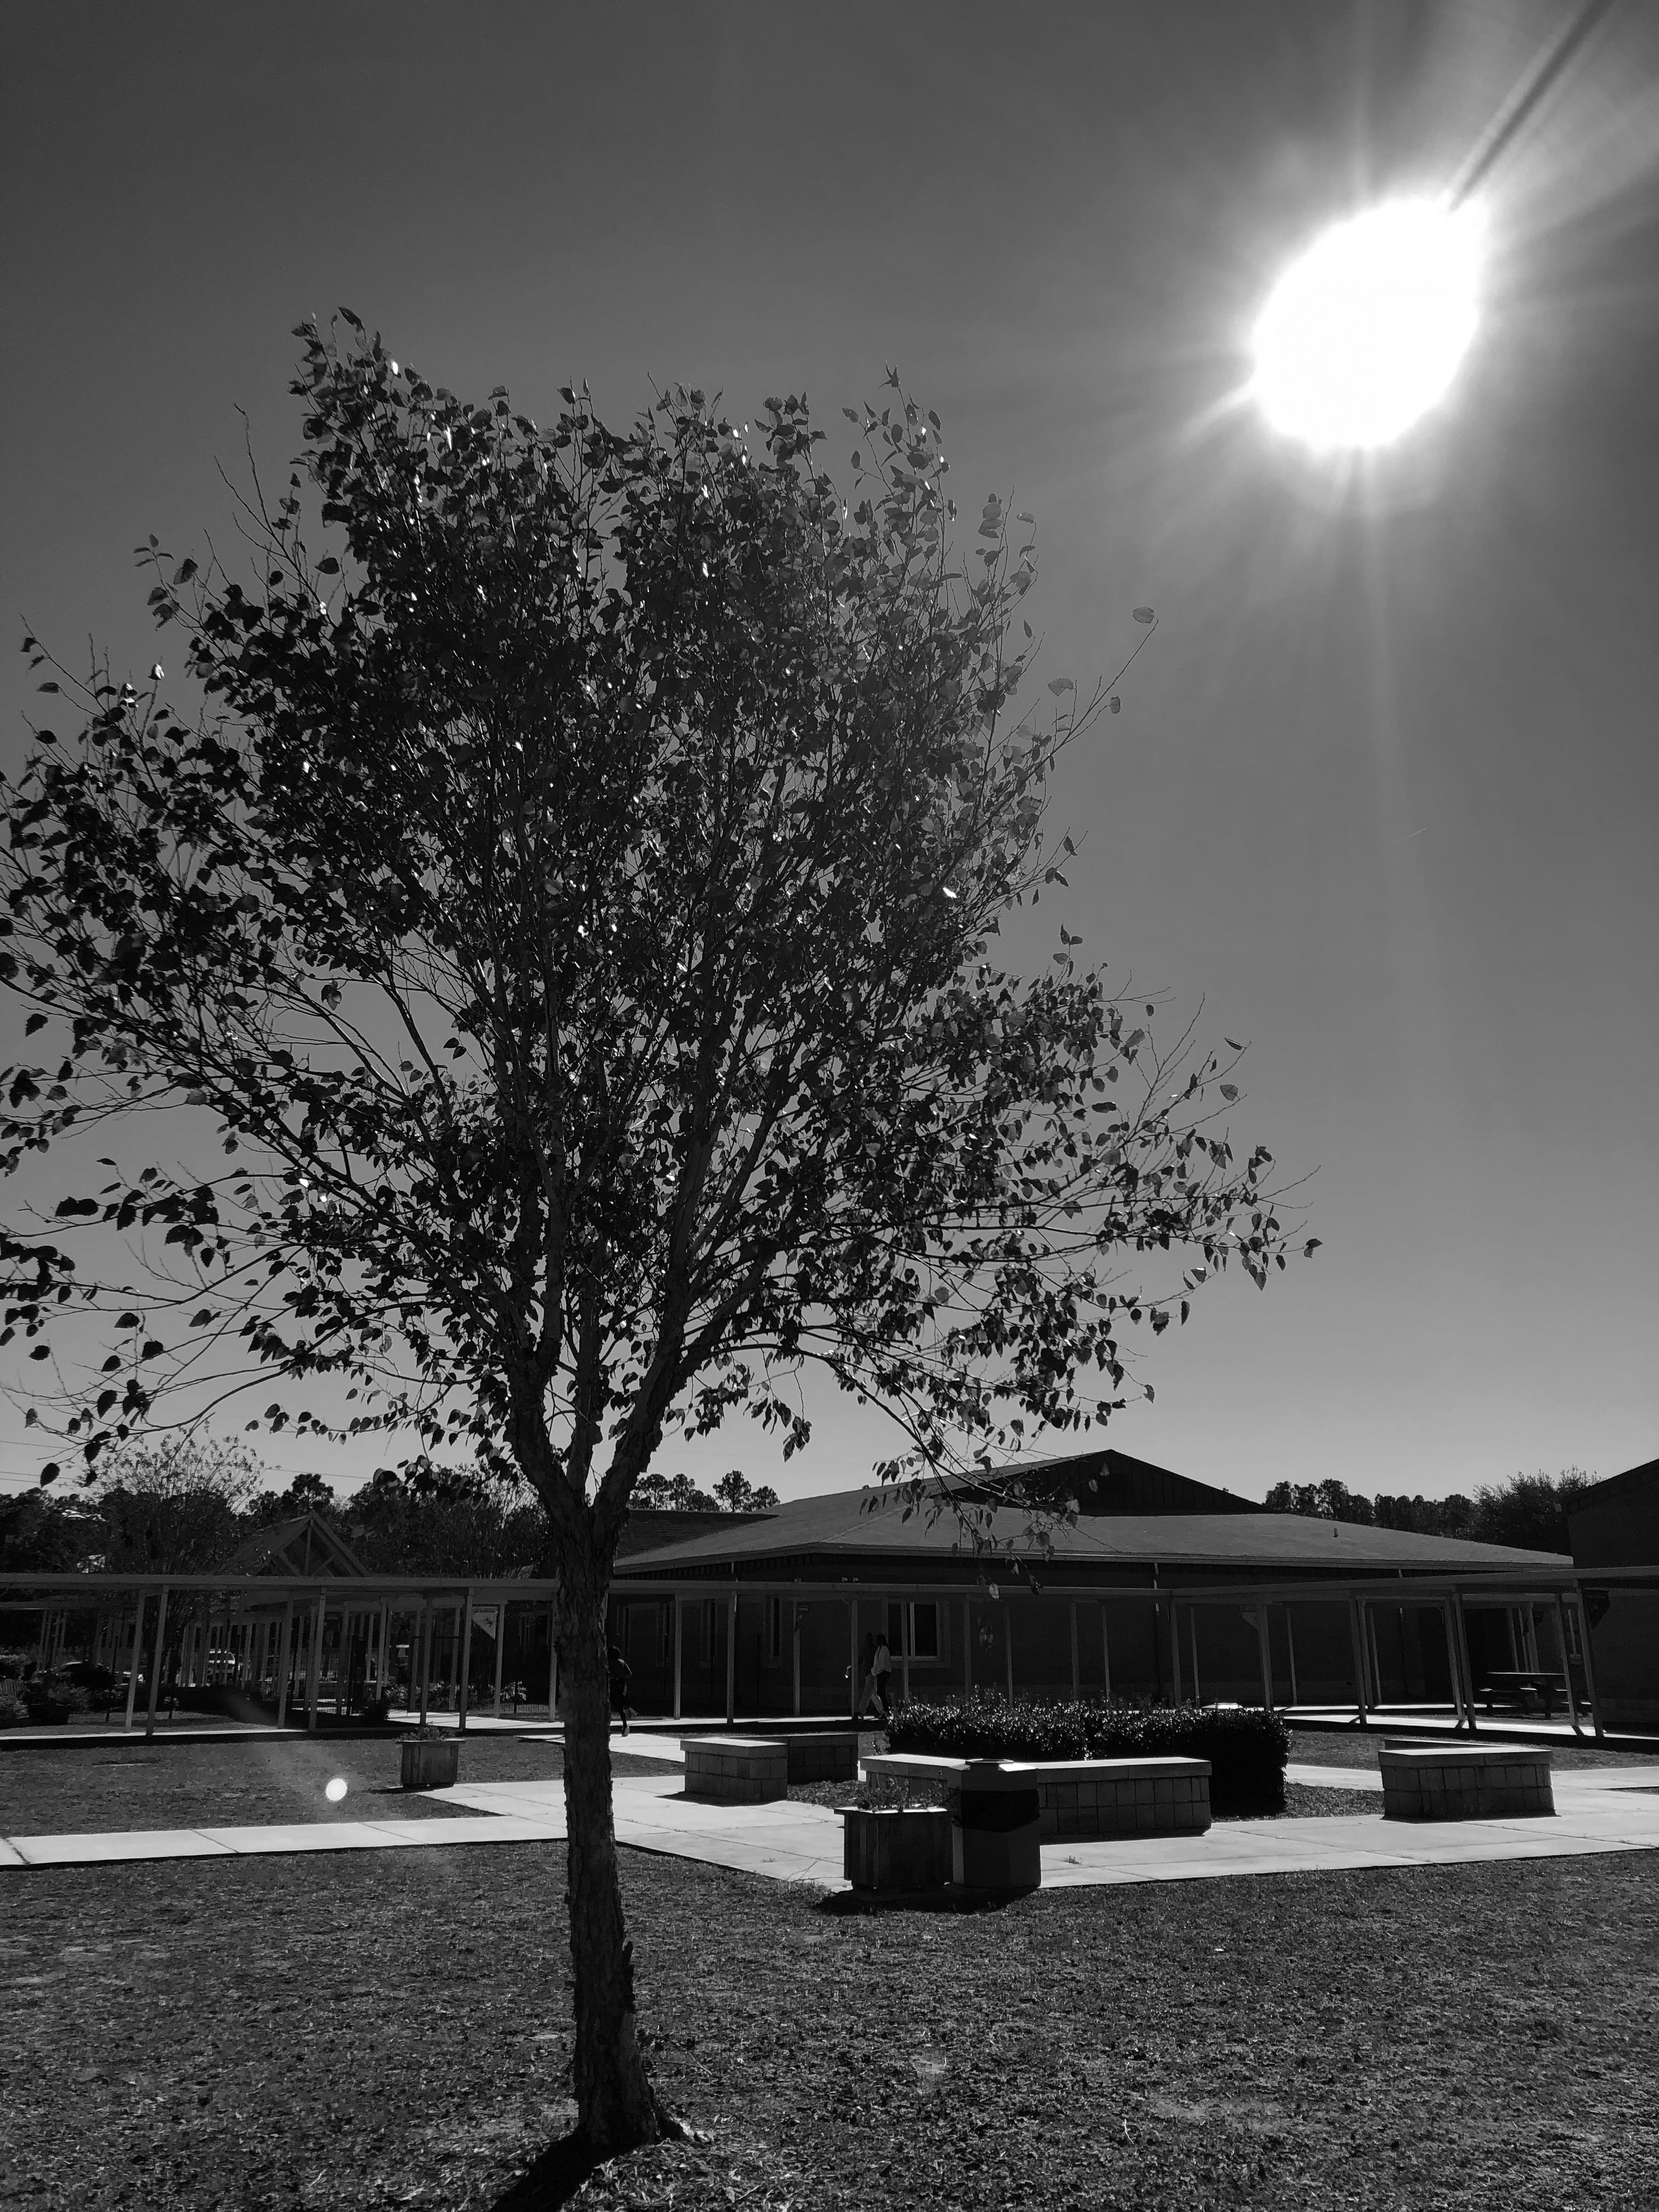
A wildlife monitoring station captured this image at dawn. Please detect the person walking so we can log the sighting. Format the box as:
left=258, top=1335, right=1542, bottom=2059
left=607, top=1640, right=634, bottom=1735
left=872, top=1627, right=893, bottom=1722
left=855, top=1630, right=879, bottom=1719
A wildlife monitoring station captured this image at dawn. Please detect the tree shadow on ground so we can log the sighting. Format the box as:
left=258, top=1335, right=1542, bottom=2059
left=487, top=2131, right=606, bottom=2210
left=489, top=2112, right=693, bottom=2211
left=815, top=1886, right=1017, bottom=1916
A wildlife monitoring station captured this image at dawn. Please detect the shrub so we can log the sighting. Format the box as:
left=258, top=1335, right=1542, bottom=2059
left=0, top=1679, right=27, bottom=1728
left=887, top=1694, right=1291, bottom=1810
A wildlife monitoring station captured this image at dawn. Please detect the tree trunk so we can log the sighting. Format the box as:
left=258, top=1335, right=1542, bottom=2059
left=558, top=1543, right=670, bottom=2153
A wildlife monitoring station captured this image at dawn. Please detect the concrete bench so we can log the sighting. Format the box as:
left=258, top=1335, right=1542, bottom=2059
left=1380, top=1743, right=1554, bottom=1821
left=682, top=1735, right=788, bottom=1804
left=865, top=1752, right=1213, bottom=1841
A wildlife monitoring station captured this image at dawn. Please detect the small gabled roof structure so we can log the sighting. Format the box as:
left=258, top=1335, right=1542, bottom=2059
left=948, top=1446, right=1266, bottom=1519
left=221, top=1510, right=369, bottom=1581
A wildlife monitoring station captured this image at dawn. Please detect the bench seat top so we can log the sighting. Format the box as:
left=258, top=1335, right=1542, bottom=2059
left=864, top=1752, right=1211, bottom=1787
left=681, top=1735, right=789, bottom=1755
left=1380, top=1743, right=1553, bottom=1768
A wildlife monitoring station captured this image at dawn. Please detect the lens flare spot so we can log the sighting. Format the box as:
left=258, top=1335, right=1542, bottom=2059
left=325, top=1776, right=348, bottom=1803
left=1251, top=199, right=1484, bottom=450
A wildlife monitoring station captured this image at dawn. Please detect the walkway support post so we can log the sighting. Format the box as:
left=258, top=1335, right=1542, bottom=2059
left=792, top=1601, right=801, bottom=1719
left=1551, top=1592, right=1583, bottom=1737
left=1452, top=1592, right=1479, bottom=1735
left=275, top=1599, right=295, bottom=1726
left=1167, top=1601, right=1182, bottom=1705
left=1100, top=1602, right=1111, bottom=1705
left=492, top=1600, right=507, bottom=1718
left=123, top=1593, right=146, bottom=1734
left=962, top=1597, right=971, bottom=1700
left=1347, top=1599, right=1369, bottom=1726
left=673, top=1596, right=682, bottom=1721
left=725, top=1591, right=737, bottom=1724
left=1255, top=1606, right=1273, bottom=1713
left=143, top=1584, right=170, bottom=1740
left=849, top=1598, right=859, bottom=1720
left=1069, top=1602, right=1080, bottom=1701
left=417, top=1600, right=432, bottom=1726
left=900, top=1602, right=910, bottom=1707
left=1573, top=1583, right=1605, bottom=1742
left=1285, top=1608, right=1299, bottom=1708
left=458, top=1587, right=475, bottom=1734
left=1005, top=1604, right=1014, bottom=1703
left=307, top=1587, right=326, bottom=1732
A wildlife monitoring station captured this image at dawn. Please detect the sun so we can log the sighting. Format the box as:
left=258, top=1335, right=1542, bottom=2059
left=1251, top=198, right=1485, bottom=452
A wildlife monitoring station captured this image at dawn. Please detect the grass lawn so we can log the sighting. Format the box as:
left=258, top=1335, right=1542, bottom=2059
left=3, top=1735, right=1656, bottom=2209
left=1286, top=1728, right=1659, bottom=1773
left=0, top=1736, right=666, bottom=1836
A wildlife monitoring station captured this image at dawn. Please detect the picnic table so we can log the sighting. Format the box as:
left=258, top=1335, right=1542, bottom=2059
left=1478, top=1669, right=1568, bottom=1718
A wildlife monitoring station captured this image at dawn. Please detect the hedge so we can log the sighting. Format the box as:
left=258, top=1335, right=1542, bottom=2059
left=886, top=1694, right=1291, bottom=1809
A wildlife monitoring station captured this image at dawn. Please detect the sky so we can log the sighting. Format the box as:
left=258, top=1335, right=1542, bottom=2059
left=2, top=1, right=1656, bottom=1506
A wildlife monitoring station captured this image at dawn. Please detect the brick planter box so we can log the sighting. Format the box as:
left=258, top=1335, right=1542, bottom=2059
left=1380, top=1743, right=1554, bottom=1821
left=778, top=1731, right=860, bottom=1785
left=400, top=1736, right=460, bottom=1790
left=682, top=1735, right=788, bottom=1803
left=842, top=1806, right=952, bottom=1892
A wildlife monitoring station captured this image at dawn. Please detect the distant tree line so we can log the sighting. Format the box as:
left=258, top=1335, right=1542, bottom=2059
left=631, top=1468, right=778, bottom=1513
left=1, top=1437, right=780, bottom=1578
left=1262, top=1469, right=1594, bottom=1555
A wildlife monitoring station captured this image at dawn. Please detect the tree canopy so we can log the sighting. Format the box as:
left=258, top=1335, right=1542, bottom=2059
left=2, top=317, right=1304, bottom=1538
left=1264, top=1469, right=1594, bottom=1555
left=1, top=315, right=1307, bottom=2151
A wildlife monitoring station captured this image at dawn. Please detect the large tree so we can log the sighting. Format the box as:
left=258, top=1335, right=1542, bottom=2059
left=1, top=317, right=1305, bottom=2154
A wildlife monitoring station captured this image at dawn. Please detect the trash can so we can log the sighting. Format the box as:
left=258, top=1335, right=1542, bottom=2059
left=952, top=1762, right=1041, bottom=1893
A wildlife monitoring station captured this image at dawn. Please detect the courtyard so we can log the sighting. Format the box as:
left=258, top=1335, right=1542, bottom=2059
left=2, top=1729, right=1656, bottom=2209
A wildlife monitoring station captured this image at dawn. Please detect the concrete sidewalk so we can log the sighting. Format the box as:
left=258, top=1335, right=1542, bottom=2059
left=6, top=1757, right=1656, bottom=1888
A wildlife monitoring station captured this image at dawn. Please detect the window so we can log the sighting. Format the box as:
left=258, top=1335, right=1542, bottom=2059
left=767, top=1596, right=784, bottom=1664
left=698, top=1600, right=714, bottom=1666
left=910, top=1601, right=940, bottom=1661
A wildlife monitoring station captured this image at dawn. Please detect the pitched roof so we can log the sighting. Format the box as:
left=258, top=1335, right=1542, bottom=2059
left=617, top=1477, right=1561, bottom=1580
